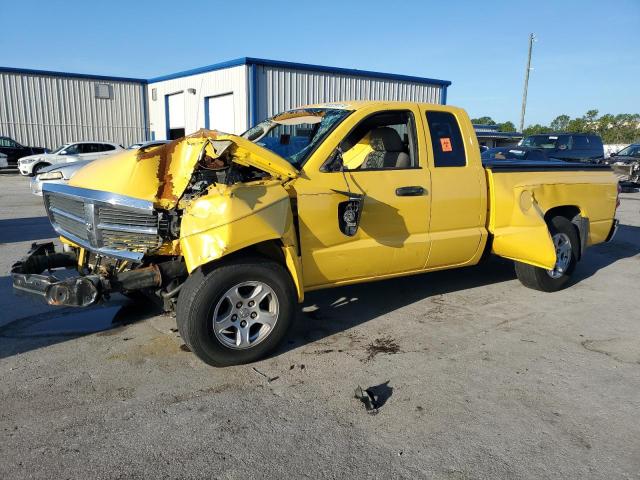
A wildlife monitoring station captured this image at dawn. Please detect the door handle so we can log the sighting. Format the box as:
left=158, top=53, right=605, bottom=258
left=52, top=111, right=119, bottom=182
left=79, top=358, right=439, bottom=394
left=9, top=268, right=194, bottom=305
left=395, top=186, right=426, bottom=196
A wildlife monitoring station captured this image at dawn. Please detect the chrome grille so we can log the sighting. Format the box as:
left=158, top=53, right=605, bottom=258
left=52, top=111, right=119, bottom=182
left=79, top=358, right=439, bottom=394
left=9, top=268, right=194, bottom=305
left=101, top=229, right=162, bottom=251
left=98, top=207, right=159, bottom=229
left=48, top=195, right=86, bottom=219
left=42, top=183, right=160, bottom=262
left=51, top=212, right=90, bottom=241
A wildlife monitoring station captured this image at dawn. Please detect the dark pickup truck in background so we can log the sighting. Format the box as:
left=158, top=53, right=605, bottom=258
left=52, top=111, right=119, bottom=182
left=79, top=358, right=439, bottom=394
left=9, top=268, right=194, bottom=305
left=519, top=133, right=604, bottom=163
left=0, top=136, right=47, bottom=166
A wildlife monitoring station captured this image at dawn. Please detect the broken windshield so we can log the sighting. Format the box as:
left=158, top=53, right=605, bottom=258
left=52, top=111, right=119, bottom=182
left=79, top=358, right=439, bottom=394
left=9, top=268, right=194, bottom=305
left=242, top=108, right=351, bottom=166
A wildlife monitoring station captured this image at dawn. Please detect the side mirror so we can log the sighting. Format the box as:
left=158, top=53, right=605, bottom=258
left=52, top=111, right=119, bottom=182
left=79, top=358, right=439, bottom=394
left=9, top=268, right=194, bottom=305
left=610, top=152, right=617, bottom=157
left=322, top=146, right=345, bottom=172
left=337, top=192, right=365, bottom=237
left=59, top=150, right=67, bottom=155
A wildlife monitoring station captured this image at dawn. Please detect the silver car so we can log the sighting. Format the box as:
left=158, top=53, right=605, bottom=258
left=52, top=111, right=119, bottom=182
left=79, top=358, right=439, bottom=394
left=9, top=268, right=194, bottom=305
left=30, top=140, right=169, bottom=196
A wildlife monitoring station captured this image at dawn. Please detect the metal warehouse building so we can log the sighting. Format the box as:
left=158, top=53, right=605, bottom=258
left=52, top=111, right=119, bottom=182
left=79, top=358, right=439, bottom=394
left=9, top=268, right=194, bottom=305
left=0, top=67, right=148, bottom=150
left=0, top=58, right=451, bottom=150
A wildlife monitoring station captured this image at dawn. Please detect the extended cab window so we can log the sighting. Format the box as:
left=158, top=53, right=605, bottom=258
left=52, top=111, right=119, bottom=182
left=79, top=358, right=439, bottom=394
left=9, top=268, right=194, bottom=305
left=340, top=111, right=417, bottom=170
left=426, top=111, right=466, bottom=167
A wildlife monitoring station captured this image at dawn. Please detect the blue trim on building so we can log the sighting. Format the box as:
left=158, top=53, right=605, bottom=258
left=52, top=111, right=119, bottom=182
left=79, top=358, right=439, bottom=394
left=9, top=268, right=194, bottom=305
left=2, top=57, right=452, bottom=90
left=164, top=94, right=170, bottom=140
left=203, top=97, right=210, bottom=129
left=148, top=58, right=248, bottom=83
left=141, top=86, right=150, bottom=141
left=0, top=66, right=146, bottom=84
left=146, top=57, right=451, bottom=87
left=250, top=64, right=258, bottom=128
left=441, top=85, right=448, bottom=105
left=246, top=58, right=452, bottom=87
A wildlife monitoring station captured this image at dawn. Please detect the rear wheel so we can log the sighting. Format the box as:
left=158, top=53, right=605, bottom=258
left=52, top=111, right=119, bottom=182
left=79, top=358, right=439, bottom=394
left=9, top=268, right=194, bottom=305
left=515, top=216, right=579, bottom=292
left=176, top=258, right=295, bottom=367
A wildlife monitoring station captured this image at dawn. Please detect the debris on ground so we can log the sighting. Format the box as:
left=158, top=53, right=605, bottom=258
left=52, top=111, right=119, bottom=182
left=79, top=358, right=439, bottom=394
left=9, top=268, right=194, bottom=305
left=252, top=367, right=280, bottom=383
left=179, top=344, right=190, bottom=352
left=354, top=381, right=393, bottom=414
left=365, top=336, right=400, bottom=361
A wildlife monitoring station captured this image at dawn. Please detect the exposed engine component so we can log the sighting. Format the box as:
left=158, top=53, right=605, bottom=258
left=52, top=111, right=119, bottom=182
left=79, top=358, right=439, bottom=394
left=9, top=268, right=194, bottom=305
left=180, top=140, right=268, bottom=202
left=158, top=210, right=182, bottom=239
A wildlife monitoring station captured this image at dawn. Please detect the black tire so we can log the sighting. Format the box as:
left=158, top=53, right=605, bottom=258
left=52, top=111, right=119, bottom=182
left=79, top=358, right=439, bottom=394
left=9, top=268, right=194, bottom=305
left=514, top=216, right=579, bottom=292
left=176, top=258, right=296, bottom=367
left=32, top=163, right=50, bottom=175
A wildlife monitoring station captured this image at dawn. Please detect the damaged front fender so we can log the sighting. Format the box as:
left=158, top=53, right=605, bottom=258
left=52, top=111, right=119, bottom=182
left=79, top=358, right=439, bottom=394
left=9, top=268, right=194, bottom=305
left=179, top=181, right=304, bottom=300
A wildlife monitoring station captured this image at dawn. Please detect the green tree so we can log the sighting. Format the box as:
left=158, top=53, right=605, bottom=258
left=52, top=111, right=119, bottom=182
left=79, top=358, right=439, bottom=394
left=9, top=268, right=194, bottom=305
left=550, top=115, right=570, bottom=132
left=522, top=110, right=640, bottom=143
left=584, top=109, right=599, bottom=123
left=470, top=116, right=496, bottom=125
left=523, top=124, right=553, bottom=136
left=497, top=121, right=516, bottom=132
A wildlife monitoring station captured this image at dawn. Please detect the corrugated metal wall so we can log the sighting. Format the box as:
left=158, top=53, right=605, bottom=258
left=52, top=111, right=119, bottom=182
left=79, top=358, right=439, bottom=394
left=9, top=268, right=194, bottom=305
left=255, top=65, right=443, bottom=121
left=146, top=65, right=248, bottom=139
left=0, top=71, right=147, bottom=149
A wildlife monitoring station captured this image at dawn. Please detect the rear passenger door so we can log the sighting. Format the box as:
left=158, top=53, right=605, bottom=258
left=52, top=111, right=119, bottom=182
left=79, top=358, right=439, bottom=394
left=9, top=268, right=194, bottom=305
left=419, top=106, right=487, bottom=268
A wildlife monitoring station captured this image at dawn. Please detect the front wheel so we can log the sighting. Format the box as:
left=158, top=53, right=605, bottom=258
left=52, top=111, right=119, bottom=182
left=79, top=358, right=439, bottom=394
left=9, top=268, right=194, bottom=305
left=514, top=216, right=579, bottom=292
left=176, top=258, right=296, bottom=367
left=32, top=163, right=50, bottom=175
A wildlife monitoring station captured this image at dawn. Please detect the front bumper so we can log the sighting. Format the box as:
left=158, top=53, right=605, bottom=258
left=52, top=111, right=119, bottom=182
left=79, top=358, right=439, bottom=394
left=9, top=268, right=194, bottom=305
left=11, top=242, right=101, bottom=307
left=11, top=242, right=186, bottom=308
left=18, top=164, right=32, bottom=175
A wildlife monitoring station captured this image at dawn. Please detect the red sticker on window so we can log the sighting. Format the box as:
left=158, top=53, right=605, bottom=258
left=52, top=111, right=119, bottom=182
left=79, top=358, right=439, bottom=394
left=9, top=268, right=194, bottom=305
left=440, top=137, right=453, bottom=152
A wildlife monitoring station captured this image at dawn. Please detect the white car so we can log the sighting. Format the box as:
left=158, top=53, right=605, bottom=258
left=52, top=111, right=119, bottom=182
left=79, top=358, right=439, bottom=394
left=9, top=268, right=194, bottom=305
left=17, top=141, right=123, bottom=176
left=0, top=152, right=7, bottom=169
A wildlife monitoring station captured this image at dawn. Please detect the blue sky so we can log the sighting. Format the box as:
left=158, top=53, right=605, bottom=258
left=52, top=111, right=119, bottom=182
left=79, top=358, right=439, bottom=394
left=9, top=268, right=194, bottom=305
left=2, top=0, right=638, bottom=126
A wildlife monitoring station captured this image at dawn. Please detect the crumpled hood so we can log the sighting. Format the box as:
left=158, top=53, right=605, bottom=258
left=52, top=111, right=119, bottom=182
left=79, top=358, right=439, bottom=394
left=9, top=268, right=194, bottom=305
left=69, top=129, right=298, bottom=209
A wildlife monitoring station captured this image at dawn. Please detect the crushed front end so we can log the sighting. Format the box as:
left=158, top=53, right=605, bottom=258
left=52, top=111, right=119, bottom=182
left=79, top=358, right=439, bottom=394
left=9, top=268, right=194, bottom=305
left=11, top=130, right=300, bottom=309
left=11, top=182, right=187, bottom=308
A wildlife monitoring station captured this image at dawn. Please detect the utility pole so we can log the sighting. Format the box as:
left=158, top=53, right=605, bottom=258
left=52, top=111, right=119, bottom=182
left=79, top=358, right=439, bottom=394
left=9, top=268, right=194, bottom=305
left=519, top=33, right=536, bottom=133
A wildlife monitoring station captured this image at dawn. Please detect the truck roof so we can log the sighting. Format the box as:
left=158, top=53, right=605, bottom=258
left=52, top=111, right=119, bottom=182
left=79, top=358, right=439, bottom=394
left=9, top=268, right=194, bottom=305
left=303, top=100, right=448, bottom=110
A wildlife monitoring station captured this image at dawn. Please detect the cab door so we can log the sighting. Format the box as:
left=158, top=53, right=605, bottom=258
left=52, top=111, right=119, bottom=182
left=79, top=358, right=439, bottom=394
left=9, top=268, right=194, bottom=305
left=293, top=106, right=432, bottom=288
left=419, top=106, right=486, bottom=268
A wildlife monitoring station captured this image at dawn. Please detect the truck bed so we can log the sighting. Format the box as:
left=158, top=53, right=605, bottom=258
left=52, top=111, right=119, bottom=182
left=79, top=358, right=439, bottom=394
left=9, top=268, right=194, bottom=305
left=483, top=160, right=618, bottom=269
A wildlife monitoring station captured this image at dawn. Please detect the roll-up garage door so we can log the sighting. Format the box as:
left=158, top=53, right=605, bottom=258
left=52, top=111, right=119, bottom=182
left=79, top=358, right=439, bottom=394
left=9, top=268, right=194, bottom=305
left=167, top=92, right=185, bottom=140
left=206, top=93, right=235, bottom=134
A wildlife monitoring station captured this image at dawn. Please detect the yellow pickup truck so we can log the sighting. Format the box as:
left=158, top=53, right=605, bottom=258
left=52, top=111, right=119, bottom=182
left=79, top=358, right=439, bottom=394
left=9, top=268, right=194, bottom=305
left=12, top=101, right=619, bottom=366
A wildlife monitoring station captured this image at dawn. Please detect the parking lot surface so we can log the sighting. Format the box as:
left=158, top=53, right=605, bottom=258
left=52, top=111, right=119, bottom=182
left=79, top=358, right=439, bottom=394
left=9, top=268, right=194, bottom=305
left=1, top=173, right=639, bottom=479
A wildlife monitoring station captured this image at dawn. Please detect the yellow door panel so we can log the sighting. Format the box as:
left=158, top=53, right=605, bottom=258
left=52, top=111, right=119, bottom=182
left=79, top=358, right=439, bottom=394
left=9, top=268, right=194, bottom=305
left=419, top=105, right=487, bottom=268
left=294, top=169, right=430, bottom=288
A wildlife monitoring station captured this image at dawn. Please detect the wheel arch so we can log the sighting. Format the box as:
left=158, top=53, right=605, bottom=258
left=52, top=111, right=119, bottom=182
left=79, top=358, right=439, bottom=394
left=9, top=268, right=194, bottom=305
left=32, top=161, right=51, bottom=175
left=544, top=205, right=588, bottom=259
left=195, top=239, right=304, bottom=302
